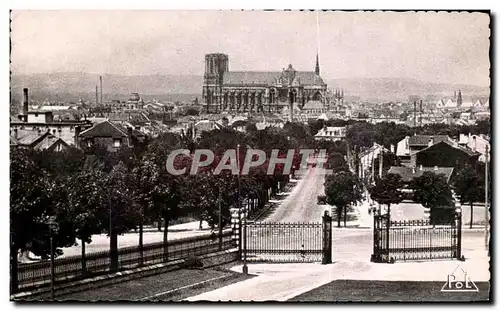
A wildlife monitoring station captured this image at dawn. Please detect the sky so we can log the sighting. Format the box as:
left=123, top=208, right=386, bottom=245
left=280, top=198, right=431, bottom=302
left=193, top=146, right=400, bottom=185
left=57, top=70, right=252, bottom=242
left=10, top=10, right=490, bottom=86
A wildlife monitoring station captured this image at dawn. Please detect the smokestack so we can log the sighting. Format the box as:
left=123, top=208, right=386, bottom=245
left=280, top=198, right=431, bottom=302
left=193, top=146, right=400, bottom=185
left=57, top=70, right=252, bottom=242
left=95, top=85, right=99, bottom=106
left=23, top=88, right=29, bottom=120
left=289, top=89, right=293, bottom=123
left=100, top=76, right=103, bottom=106
left=419, top=100, right=423, bottom=127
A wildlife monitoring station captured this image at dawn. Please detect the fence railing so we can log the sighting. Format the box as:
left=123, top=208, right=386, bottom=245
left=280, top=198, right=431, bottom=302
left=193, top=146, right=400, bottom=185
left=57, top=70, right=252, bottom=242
left=245, top=222, right=324, bottom=263
left=371, top=215, right=462, bottom=263
left=17, top=230, right=235, bottom=291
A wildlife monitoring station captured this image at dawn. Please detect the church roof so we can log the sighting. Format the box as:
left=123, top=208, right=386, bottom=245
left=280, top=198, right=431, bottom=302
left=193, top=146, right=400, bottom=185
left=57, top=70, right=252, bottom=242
left=222, top=71, right=326, bottom=86
left=223, top=71, right=278, bottom=85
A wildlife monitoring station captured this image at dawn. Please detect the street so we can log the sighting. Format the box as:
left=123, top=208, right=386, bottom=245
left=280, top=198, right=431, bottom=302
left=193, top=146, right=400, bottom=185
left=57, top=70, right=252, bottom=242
left=264, top=166, right=327, bottom=223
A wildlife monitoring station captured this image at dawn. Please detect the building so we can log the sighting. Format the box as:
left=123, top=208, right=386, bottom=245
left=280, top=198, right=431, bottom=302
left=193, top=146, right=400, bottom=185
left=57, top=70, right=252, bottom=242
left=396, top=135, right=453, bottom=165
left=474, top=111, right=490, bottom=120
left=11, top=88, right=93, bottom=146
left=410, top=140, right=480, bottom=171
left=358, top=142, right=390, bottom=180
left=314, top=126, right=346, bottom=141
left=202, top=53, right=328, bottom=114
left=78, top=119, right=146, bottom=151
left=10, top=128, right=69, bottom=152
left=388, top=166, right=454, bottom=184
left=458, top=133, right=490, bottom=162
left=444, top=99, right=458, bottom=109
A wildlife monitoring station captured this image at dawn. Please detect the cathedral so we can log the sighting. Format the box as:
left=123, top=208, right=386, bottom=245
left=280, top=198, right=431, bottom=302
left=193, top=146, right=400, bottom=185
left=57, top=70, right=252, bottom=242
left=202, top=53, right=329, bottom=114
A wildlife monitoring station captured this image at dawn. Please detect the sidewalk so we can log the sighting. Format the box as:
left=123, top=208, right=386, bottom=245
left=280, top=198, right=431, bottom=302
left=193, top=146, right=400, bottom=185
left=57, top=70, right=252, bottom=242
left=20, top=220, right=212, bottom=262
left=185, top=232, right=490, bottom=302
left=186, top=252, right=489, bottom=302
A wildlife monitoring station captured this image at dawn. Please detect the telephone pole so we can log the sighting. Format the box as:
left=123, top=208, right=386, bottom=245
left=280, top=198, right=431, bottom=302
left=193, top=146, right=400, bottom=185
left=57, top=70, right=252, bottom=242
left=378, top=147, right=383, bottom=179
left=100, top=76, right=103, bottom=106
left=485, top=144, right=489, bottom=250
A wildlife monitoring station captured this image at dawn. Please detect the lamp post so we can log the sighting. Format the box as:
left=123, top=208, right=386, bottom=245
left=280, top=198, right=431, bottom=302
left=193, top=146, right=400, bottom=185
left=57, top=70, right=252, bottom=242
left=218, top=186, right=223, bottom=250
left=47, top=216, right=58, bottom=301
left=237, top=144, right=248, bottom=274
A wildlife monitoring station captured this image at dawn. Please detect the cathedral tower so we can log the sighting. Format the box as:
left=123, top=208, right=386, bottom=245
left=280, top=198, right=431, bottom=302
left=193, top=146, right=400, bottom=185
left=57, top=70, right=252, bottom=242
left=203, top=53, right=229, bottom=113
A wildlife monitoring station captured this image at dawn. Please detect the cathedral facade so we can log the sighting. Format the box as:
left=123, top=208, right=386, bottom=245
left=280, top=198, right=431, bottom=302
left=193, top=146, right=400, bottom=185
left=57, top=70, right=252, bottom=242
left=202, top=53, right=328, bottom=114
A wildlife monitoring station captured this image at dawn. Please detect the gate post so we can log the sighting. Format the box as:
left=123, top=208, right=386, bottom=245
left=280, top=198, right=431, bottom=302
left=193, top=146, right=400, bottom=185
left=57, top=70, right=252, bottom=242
left=457, top=211, right=464, bottom=260
left=371, top=215, right=379, bottom=262
left=386, top=214, right=390, bottom=262
left=322, top=211, right=332, bottom=264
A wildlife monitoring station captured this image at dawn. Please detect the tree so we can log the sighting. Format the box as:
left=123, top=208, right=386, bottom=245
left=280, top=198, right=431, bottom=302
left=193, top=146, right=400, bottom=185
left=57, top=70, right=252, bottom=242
left=345, top=122, right=376, bottom=150
left=10, top=148, right=79, bottom=292
left=245, top=122, right=258, bottom=133
left=412, top=172, right=454, bottom=225
left=104, top=162, right=141, bottom=271
left=66, top=168, right=107, bottom=274
left=324, top=171, right=363, bottom=227
left=369, top=173, right=404, bottom=217
left=326, top=152, right=349, bottom=173
left=454, top=165, right=485, bottom=228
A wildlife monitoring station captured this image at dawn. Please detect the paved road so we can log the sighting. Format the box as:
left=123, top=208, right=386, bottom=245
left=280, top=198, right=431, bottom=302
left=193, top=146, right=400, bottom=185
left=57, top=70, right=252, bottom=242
left=264, top=167, right=326, bottom=223
left=187, top=231, right=490, bottom=302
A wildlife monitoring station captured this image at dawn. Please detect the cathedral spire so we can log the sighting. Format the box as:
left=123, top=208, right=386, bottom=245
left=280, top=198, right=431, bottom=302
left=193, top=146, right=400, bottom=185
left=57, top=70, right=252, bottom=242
left=315, top=53, right=320, bottom=76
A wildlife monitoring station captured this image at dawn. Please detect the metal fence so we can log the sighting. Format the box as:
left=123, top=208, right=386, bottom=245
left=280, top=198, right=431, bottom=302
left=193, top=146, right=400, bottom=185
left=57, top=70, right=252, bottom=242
left=244, top=212, right=332, bottom=263
left=245, top=222, right=323, bottom=262
left=371, top=214, right=462, bottom=263
left=17, top=230, right=236, bottom=291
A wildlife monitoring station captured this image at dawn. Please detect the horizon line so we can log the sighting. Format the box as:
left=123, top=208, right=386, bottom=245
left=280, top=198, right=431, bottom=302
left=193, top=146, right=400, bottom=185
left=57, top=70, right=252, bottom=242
left=10, top=71, right=491, bottom=89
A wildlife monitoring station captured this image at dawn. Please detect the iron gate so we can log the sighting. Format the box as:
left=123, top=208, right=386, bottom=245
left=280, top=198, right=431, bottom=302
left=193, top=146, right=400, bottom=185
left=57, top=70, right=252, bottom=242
left=371, top=213, right=462, bottom=263
left=243, top=212, right=332, bottom=263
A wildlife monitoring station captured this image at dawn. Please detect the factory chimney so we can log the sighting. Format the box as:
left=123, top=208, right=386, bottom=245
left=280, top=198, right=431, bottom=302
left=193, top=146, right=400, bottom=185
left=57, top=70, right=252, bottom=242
left=100, top=76, right=103, bottom=106
left=23, top=88, right=29, bottom=121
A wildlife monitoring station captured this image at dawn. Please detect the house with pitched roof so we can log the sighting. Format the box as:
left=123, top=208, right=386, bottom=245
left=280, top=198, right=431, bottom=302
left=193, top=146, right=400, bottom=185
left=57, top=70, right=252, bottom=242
left=78, top=119, right=146, bottom=151
left=10, top=128, right=69, bottom=152
left=396, top=135, right=453, bottom=165
left=444, top=99, right=458, bottom=109
left=314, top=126, right=346, bottom=141
left=410, top=140, right=480, bottom=171
left=459, top=133, right=490, bottom=162
left=435, top=99, right=445, bottom=109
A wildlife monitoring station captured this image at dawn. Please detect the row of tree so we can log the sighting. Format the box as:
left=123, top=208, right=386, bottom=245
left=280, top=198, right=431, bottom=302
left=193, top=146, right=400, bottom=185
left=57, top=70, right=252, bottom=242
left=10, top=121, right=334, bottom=292
left=306, top=119, right=490, bottom=151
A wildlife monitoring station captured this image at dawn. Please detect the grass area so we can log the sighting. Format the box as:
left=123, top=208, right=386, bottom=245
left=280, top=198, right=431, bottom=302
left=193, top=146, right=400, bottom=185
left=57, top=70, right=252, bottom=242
left=289, top=280, right=490, bottom=302
left=54, top=268, right=229, bottom=301
left=168, top=271, right=254, bottom=301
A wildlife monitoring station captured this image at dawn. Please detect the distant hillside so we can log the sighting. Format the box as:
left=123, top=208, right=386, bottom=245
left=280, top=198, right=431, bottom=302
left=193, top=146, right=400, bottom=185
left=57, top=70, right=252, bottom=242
left=10, top=73, right=489, bottom=103
left=10, top=72, right=203, bottom=103
left=327, top=78, right=490, bottom=102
